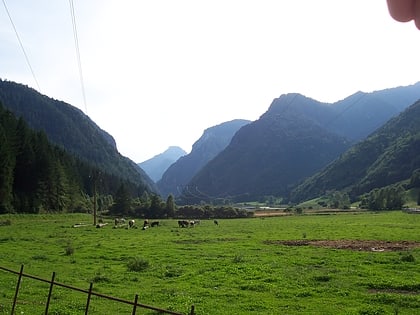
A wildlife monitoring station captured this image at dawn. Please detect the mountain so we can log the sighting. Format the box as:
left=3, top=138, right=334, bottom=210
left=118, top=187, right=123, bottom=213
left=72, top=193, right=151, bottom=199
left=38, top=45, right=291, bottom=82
left=328, top=82, right=420, bottom=140
left=181, top=95, right=351, bottom=203
left=178, top=83, right=420, bottom=204
left=290, top=99, right=420, bottom=203
left=0, top=102, right=125, bottom=213
left=138, top=146, right=186, bottom=182
left=0, top=79, right=157, bottom=194
left=157, top=119, right=251, bottom=197
left=263, top=82, right=420, bottom=142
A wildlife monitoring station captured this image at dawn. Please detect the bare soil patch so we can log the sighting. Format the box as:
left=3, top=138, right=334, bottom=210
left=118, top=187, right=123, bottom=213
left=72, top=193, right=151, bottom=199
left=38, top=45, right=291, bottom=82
left=254, top=211, right=291, bottom=217
left=264, top=239, right=420, bottom=251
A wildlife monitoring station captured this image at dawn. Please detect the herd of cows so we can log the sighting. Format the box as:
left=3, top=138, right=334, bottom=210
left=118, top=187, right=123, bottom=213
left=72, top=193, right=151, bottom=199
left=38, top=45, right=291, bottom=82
left=112, top=218, right=219, bottom=229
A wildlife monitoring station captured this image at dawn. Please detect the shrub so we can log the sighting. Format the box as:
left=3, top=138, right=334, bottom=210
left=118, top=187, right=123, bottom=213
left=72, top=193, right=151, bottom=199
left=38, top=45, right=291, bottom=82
left=400, top=253, right=415, bottom=262
left=127, top=257, right=149, bottom=272
left=0, top=219, right=11, bottom=226
left=164, top=265, right=183, bottom=278
left=233, top=253, right=245, bottom=263
left=91, top=270, right=110, bottom=283
left=64, top=241, right=74, bottom=256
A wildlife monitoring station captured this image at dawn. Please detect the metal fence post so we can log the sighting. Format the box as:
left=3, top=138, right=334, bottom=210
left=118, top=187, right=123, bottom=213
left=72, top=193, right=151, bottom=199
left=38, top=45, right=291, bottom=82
left=85, top=283, right=94, bottom=315
left=45, top=271, right=56, bottom=314
left=11, top=264, right=24, bottom=315
left=131, top=294, right=139, bottom=315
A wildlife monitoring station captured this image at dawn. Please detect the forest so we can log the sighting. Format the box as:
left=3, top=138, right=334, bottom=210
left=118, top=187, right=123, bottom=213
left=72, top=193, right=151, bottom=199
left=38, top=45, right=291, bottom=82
left=0, top=102, right=148, bottom=214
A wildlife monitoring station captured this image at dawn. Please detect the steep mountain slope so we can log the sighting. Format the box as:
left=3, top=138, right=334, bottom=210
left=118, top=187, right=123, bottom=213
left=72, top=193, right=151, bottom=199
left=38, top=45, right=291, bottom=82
left=290, top=99, right=420, bottom=202
left=0, top=79, right=157, bottom=194
left=157, top=119, right=250, bottom=197
left=181, top=99, right=351, bottom=203
left=138, top=146, right=186, bottom=182
left=329, top=82, right=420, bottom=140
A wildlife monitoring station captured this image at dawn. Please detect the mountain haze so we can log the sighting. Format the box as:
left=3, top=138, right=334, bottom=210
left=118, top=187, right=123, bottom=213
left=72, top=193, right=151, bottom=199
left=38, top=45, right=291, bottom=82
left=157, top=119, right=250, bottom=197
left=138, top=146, right=186, bottom=182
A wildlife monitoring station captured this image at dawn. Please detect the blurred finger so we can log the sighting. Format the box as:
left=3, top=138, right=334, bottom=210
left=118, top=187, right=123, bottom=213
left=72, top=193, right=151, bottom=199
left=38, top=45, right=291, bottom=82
left=387, top=0, right=415, bottom=22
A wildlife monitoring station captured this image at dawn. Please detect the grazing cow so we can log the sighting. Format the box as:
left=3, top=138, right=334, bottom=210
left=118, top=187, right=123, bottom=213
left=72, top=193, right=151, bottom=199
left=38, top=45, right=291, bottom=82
left=214, top=220, right=219, bottom=226
left=128, top=219, right=135, bottom=228
left=178, top=220, right=189, bottom=228
left=143, top=220, right=149, bottom=229
left=151, top=221, right=160, bottom=227
left=114, top=218, right=126, bottom=226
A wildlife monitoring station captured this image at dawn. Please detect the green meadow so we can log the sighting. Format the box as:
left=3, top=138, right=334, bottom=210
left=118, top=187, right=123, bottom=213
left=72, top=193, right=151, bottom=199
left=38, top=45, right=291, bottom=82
left=0, top=211, right=419, bottom=315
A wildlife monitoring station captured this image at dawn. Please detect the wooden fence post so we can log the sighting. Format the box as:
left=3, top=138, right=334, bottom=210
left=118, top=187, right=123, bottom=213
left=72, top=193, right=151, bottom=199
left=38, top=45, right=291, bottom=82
left=131, top=294, right=139, bottom=315
left=11, top=264, right=24, bottom=315
left=85, top=282, right=94, bottom=315
left=45, top=271, right=56, bottom=314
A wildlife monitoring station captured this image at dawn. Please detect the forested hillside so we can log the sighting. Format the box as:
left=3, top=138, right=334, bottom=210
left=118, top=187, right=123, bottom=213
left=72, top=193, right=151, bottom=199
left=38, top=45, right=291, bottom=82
left=0, top=103, right=142, bottom=213
left=290, top=99, right=420, bottom=203
left=0, top=79, right=156, bottom=194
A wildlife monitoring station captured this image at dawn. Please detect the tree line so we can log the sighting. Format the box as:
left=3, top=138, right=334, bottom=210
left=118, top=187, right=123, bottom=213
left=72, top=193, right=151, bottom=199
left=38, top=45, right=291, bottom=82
left=0, top=103, right=151, bottom=214
left=107, top=183, right=254, bottom=219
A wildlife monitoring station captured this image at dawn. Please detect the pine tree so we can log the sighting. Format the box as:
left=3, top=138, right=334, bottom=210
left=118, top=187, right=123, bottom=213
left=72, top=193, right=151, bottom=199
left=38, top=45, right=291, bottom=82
left=0, top=125, right=14, bottom=213
left=111, top=183, right=132, bottom=215
left=166, top=194, right=176, bottom=217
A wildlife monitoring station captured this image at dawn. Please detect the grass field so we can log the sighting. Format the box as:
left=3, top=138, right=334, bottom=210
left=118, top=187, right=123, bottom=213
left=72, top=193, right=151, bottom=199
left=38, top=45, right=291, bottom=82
left=0, top=211, right=419, bottom=315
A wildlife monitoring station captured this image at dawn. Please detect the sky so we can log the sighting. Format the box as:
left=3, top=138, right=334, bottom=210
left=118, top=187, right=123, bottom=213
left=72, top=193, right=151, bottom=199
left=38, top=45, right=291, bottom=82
left=1, top=1, right=420, bottom=163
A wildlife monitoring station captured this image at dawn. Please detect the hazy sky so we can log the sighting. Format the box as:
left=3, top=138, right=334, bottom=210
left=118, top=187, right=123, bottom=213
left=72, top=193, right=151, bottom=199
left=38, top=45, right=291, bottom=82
left=1, top=1, right=420, bottom=162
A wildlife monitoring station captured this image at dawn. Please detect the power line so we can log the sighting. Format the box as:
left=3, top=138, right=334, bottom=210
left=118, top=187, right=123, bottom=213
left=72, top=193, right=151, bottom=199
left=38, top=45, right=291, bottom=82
left=2, top=0, right=41, bottom=92
left=69, top=0, right=88, bottom=114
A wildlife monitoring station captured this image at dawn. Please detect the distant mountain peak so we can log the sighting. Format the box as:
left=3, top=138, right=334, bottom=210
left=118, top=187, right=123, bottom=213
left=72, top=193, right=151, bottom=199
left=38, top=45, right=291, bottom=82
left=138, top=146, right=187, bottom=183
left=157, top=119, right=251, bottom=197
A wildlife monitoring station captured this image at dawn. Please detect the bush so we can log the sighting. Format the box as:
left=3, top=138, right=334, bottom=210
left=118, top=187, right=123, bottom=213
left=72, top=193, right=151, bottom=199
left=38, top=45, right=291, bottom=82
left=91, top=270, right=110, bottom=283
left=400, top=253, right=415, bottom=262
left=64, top=241, right=74, bottom=256
left=164, top=265, right=183, bottom=278
left=0, top=219, right=11, bottom=226
left=127, top=257, right=149, bottom=272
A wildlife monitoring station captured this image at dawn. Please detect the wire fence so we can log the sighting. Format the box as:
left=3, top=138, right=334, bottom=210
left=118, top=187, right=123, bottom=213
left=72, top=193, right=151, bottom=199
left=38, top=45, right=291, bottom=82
left=0, top=265, right=195, bottom=315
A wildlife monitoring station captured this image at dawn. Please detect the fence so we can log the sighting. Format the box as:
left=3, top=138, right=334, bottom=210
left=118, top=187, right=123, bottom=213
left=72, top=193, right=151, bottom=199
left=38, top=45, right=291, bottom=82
left=0, top=265, right=195, bottom=315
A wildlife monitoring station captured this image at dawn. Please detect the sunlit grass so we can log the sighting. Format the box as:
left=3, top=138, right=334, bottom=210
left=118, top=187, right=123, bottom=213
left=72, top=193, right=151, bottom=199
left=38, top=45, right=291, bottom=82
left=0, top=212, right=419, bottom=314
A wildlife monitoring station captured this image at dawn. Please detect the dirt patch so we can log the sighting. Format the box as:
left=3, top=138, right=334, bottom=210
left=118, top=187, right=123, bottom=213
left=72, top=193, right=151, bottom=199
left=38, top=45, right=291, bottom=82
left=264, top=239, right=420, bottom=251
left=254, top=211, right=291, bottom=217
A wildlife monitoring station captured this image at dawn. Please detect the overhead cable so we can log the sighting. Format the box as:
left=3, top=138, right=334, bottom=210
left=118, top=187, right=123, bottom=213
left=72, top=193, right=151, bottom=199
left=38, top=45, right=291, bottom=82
left=69, top=0, right=88, bottom=114
left=2, top=0, right=41, bottom=92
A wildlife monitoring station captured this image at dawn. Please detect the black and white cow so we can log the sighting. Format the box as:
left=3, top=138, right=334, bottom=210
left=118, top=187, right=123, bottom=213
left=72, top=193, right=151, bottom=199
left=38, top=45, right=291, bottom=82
left=178, top=220, right=189, bottom=228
